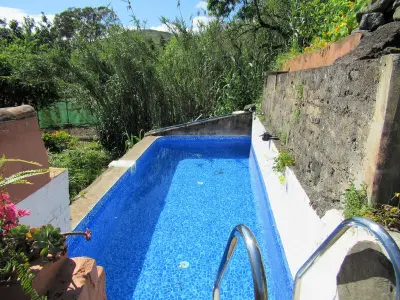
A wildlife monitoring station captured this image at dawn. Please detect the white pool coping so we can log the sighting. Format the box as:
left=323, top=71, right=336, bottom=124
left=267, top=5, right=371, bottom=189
left=251, top=117, right=377, bottom=300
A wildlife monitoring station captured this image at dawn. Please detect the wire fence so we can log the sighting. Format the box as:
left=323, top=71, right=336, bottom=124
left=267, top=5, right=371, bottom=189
left=38, top=101, right=96, bottom=129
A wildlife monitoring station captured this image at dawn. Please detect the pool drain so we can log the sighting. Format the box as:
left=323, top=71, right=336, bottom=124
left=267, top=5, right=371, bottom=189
left=178, top=261, right=190, bottom=269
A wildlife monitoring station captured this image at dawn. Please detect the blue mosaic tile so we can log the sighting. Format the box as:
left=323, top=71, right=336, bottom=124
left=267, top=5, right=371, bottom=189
left=67, top=136, right=293, bottom=300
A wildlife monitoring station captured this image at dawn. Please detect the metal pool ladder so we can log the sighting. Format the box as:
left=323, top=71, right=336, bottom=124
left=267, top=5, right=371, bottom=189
left=212, top=224, right=268, bottom=300
left=212, top=217, right=400, bottom=300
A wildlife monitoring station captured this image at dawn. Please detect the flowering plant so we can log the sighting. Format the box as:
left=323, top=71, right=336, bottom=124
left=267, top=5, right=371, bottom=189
left=0, top=156, right=90, bottom=299
left=0, top=193, right=30, bottom=232
left=42, top=130, right=78, bottom=153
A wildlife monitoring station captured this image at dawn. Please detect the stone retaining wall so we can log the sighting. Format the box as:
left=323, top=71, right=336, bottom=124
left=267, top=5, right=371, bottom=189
left=262, top=54, right=400, bottom=215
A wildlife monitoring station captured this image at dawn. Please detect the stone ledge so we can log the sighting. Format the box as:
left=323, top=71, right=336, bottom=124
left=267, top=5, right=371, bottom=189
left=145, top=112, right=253, bottom=137
left=50, top=167, right=67, bottom=179
left=0, top=105, right=36, bottom=122
left=48, top=257, right=106, bottom=300
left=282, top=33, right=363, bottom=72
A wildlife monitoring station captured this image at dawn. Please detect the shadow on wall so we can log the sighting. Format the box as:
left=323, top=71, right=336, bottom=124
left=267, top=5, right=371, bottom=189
left=337, top=241, right=396, bottom=299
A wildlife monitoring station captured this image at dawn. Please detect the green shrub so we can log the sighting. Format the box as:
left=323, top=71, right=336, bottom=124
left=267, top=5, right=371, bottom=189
left=343, top=184, right=400, bottom=229
left=275, top=0, right=369, bottom=69
left=343, top=182, right=372, bottom=218
left=365, top=204, right=400, bottom=229
left=48, top=142, right=111, bottom=201
left=42, top=131, right=78, bottom=153
left=124, top=130, right=141, bottom=152
left=273, top=149, right=295, bottom=174
left=64, top=29, right=165, bottom=158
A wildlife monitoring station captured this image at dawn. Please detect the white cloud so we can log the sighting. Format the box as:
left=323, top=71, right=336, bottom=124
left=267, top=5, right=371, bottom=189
left=150, top=24, right=171, bottom=33
left=195, top=1, right=208, bottom=11
left=192, top=15, right=214, bottom=32
left=0, top=7, right=55, bottom=25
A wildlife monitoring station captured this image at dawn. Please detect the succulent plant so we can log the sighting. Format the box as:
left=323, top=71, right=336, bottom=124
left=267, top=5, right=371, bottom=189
left=5, top=225, right=30, bottom=254
left=31, top=225, right=66, bottom=258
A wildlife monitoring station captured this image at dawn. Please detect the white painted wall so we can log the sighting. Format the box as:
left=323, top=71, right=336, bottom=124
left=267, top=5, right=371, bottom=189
left=252, top=117, right=376, bottom=300
left=17, top=169, right=71, bottom=232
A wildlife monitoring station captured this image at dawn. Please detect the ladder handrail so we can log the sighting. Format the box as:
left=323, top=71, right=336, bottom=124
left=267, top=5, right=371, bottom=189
left=292, top=216, right=400, bottom=300
left=212, top=224, right=268, bottom=300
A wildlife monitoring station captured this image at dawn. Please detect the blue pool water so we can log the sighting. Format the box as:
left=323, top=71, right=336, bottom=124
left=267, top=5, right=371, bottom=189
left=68, top=136, right=293, bottom=299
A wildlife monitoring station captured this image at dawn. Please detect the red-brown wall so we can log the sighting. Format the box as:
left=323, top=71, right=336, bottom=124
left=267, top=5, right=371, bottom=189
left=0, top=105, right=50, bottom=204
left=282, top=33, right=363, bottom=72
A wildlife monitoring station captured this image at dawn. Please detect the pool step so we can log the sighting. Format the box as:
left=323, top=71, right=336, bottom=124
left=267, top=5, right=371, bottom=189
left=214, top=217, right=400, bottom=300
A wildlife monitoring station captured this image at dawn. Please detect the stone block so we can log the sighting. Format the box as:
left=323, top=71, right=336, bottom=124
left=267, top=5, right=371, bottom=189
left=394, top=6, right=400, bottom=20
left=48, top=257, right=107, bottom=300
left=359, top=13, right=386, bottom=31
left=337, top=241, right=395, bottom=300
left=357, top=0, right=395, bottom=21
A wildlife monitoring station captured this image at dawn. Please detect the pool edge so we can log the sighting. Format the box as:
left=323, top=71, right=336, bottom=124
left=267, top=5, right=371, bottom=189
left=69, top=136, right=160, bottom=229
left=251, top=146, right=295, bottom=289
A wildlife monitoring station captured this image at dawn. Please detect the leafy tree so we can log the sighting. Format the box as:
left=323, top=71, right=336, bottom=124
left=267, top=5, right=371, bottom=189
left=207, top=0, right=291, bottom=39
left=0, top=43, right=60, bottom=109
left=61, top=28, right=165, bottom=156
left=0, top=16, right=63, bottom=109
left=53, top=6, right=119, bottom=43
left=0, top=6, right=120, bottom=109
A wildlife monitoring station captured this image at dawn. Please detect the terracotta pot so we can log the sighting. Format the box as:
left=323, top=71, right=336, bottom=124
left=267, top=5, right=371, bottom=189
left=0, top=281, right=28, bottom=300
left=0, top=252, right=68, bottom=299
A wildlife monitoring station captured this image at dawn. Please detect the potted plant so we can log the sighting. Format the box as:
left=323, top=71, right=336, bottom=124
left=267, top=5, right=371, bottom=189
left=0, top=156, right=91, bottom=299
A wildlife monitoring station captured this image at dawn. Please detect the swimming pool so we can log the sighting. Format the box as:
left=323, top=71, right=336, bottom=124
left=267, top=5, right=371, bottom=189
left=68, top=136, right=293, bottom=299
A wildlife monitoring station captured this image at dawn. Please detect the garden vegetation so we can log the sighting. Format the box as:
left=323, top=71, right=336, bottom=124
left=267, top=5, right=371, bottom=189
left=43, top=131, right=111, bottom=201
left=0, top=1, right=369, bottom=157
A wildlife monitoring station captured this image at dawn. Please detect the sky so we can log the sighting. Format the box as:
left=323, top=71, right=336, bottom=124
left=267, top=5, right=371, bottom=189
left=0, top=0, right=211, bottom=32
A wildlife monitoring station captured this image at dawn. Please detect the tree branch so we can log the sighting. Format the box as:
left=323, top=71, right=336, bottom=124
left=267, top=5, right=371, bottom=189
left=252, top=0, right=290, bottom=38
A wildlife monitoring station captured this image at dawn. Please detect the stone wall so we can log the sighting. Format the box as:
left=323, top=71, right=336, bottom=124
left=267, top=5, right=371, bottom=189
left=356, top=0, right=400, bottom=31
left=262, top=54, right=400, bottom=215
